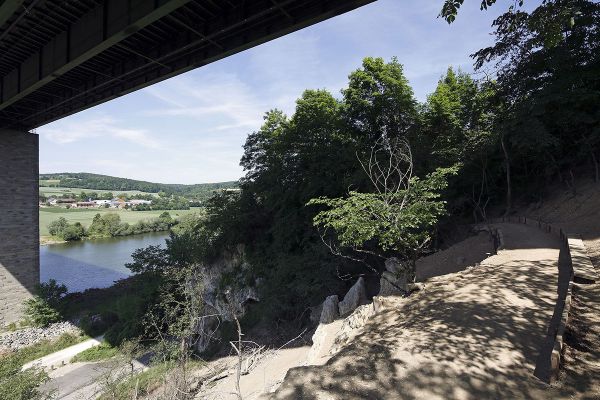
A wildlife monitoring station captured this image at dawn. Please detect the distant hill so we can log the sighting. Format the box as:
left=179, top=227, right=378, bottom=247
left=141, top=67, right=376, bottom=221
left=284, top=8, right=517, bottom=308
left=39, top=172, right=238, bottom=199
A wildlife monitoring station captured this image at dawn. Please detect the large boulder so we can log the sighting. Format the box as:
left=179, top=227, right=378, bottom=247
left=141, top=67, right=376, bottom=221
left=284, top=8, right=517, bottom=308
left=384, top=257, right=404, bottom=274
left=192, top=245, right=259, bottom=353
left=338, top=277, right=368, bottom=317
left=199, top=245, right=259, bottom=320
left=378, top=270, right=407, bottom=296
left=319, top=295, right=340, bottom=324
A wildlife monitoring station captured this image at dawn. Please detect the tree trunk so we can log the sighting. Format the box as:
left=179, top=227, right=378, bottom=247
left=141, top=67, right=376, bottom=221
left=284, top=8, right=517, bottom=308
left=500, top=133, right=512, bottom=215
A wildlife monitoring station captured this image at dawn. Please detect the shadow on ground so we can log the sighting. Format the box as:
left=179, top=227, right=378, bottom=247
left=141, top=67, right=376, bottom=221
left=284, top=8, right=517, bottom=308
left=271, top=223, right=575, bottom=400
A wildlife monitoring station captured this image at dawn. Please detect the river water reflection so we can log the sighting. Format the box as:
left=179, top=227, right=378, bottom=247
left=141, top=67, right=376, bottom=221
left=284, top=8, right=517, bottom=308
left=40, top=232, right=168, bottom=293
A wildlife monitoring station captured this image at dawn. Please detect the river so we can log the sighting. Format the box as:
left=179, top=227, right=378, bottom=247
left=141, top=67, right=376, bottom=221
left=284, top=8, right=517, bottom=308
left=40, top=232, right=169, bottom=293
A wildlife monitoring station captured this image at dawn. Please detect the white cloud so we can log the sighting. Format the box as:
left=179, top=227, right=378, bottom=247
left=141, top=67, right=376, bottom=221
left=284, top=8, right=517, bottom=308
left=40, top=115, right=160, bottom=149
left=142, top=72, right=266, bottom=132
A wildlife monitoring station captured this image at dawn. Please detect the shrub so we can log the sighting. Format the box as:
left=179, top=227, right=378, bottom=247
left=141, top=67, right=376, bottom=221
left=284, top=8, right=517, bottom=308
left=47, top=217, right=68, bottom=236
left=0, top=332, right=85, bottom=400
left=0, top=367, right=47, bottom=400
left=23, top=297, right=61, bottom=327
left=23, top=280, right=67, bottom=327
left=60, top=223, right=85, bottom=241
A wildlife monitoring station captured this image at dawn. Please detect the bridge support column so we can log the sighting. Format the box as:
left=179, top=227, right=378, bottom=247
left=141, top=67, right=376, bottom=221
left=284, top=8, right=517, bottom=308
left=0, top=129, right=39, bottom=326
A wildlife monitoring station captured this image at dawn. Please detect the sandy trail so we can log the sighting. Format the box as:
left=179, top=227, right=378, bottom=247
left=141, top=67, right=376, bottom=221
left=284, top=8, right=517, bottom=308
left=271, top=223, right=565, bottom=400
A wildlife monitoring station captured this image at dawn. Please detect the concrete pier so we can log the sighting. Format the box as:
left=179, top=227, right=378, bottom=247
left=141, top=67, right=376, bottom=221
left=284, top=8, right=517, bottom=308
left=0, top=129, right=39, bottom=326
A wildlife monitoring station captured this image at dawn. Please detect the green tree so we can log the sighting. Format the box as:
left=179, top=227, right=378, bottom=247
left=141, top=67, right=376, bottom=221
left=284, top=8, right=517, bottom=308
left=422, top=68, right=498, bottom=219
left=344, top=57, right=420, bottom=156
left=309, top=138, right=457, bottom=277
left=476, top=0, right=600, bottom=204
left=61, top=223, right=85, bottom=241
left=47, top=217, right=68, bottom=237
left=23, top=280, right=67, bottom=327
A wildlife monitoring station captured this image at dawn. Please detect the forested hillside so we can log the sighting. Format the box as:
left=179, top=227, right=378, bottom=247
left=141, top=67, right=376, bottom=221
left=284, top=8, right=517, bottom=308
left=151, top=0, right=598, bottom=321
left=39, top=172, right=237, bottom=199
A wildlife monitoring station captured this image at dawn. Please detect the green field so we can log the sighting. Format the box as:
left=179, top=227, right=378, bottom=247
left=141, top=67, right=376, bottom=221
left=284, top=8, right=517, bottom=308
left=39, top=186, right=157, bottom=197
left=39, top=207, right=201, bottom=236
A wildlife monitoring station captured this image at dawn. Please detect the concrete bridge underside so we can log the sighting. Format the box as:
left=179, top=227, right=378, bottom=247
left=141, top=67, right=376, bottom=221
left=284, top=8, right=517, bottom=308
left=0, top=0, right=375, bottom=325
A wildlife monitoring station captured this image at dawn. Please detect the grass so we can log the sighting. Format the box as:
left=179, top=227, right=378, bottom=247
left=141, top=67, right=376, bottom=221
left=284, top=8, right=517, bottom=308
left=39, top=207, right=201, bottom=236
left=71, top=342, right=119, bottom=363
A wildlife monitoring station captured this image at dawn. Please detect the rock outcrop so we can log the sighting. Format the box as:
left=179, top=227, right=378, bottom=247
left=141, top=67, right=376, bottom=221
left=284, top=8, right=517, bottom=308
left=330, top=303, right=375, bottom=354
left=193, top=245, right=259, bottom=353
left=379, top=270, right=407, bottom=296
left=338, top=277, right=368, bottom=317
left=319, top=295, right=340, bottom=324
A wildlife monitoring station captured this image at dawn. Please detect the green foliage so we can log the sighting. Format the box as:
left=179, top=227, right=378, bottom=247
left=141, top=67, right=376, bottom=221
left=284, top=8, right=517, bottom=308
left=23, top=279, right=67, bottom=327
left=440, top=0, right=522, bottom=23
left=0, top=367, right=48, bottom=400
left=310, top=166, right=457, bottom=260
left=47, top=217, right=68, bottom=236
left=61, top=222, right=85, bottom=241
left=144, top=265, right=205, bottom=351
left=471, top=0, right=600, bottom=201
left=60, top=274, right=163, bottom=346
left=84, top=212, right=177, bottom=239
left=157, top=57, right=427, bottom=320
left=344, top=57, right=418, bottom=146
left=47, top=217, right=85, bottom=241
left=126, top=245, right=170, bottom=274
left=0, top=332, right=88, bottom=399
left=24, top=297, right=61, bottom=327
left=71, top=342, right=119, bottom=362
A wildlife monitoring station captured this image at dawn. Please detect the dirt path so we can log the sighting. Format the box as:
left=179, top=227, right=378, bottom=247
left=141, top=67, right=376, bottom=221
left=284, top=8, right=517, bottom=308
left=271, top=223, right=566, bottom=399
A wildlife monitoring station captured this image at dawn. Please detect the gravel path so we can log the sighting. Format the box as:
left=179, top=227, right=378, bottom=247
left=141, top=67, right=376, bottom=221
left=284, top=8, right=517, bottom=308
left=271, top=223, right=565, bottom=400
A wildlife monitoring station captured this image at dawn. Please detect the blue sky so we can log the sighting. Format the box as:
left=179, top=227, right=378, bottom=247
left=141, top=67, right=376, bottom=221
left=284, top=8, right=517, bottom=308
left=37, top=0, right=520, bottom=184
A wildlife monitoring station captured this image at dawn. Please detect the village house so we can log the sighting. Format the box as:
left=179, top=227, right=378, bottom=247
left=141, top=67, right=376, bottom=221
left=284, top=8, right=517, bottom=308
left=55, top=198, right=77, bottom=207
left=74, top=201, right=96, bottom=208
left=93, top=200, right=111, bottom=207
left=110, top=198, right=127, bottom=208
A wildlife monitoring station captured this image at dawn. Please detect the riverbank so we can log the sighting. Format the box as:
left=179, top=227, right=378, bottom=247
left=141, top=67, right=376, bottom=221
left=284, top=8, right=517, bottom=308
left=40, top=230, right=167, bottom=246
left=41, top=231, right=168, bottom=293
left=40, top=236, right=67, bottom=246
left=39, top=207, right=201, bottom=236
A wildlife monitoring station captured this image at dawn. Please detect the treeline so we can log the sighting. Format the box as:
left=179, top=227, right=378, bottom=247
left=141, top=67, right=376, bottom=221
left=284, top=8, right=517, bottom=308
left=131, top=196, right=189, bottom=211
left=47, top=212, right=176, bottom=241
left=39, top=173, right=237, bottom=199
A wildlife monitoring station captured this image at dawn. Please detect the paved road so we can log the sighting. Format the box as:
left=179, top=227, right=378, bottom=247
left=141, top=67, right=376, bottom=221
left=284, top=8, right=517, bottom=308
left=41, top=358, right=147, bottom=399
left=272, top=223, right=565, bottom=399
left=41, top=361, right=109, bottom=400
